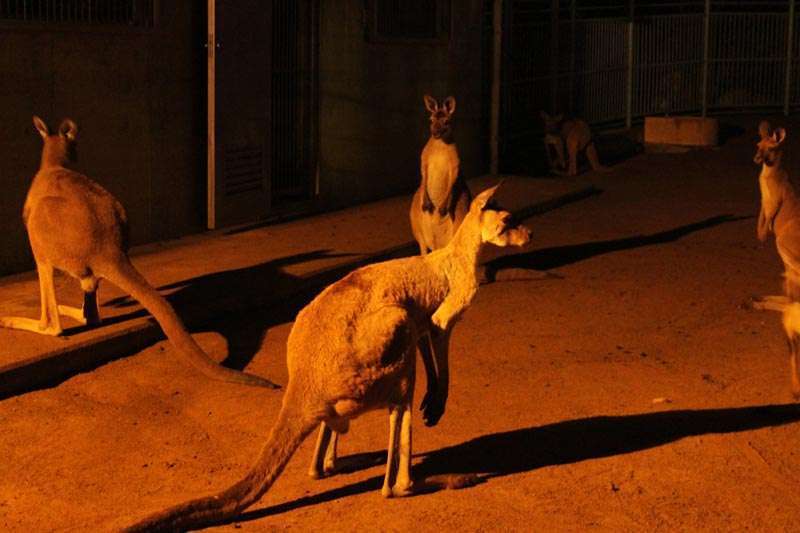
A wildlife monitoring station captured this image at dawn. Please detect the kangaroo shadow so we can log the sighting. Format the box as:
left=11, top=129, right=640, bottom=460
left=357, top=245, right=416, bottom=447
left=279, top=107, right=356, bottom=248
left=486, top=214, right=751, bottom=277
left=237, top=403, right=800, bottom=524
left=98, top=249, right=357, bottom=371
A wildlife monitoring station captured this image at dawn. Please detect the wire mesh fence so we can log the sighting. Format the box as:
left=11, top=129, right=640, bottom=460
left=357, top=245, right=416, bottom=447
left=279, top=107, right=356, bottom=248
left=499, top=0, right=799, bottom=170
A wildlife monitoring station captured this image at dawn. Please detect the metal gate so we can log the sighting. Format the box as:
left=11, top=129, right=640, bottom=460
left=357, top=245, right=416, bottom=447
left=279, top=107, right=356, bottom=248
left=497, top=0, right=800, bottom=172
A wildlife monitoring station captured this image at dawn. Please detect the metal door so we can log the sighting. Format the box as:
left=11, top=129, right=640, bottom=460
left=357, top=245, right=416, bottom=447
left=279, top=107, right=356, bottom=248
left=207, top=0, right=316, bottom=229
left=207, top=0, right=272, bottom=229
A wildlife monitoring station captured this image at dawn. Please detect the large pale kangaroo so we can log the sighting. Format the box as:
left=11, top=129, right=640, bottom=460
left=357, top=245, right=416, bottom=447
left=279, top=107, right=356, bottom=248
left=410, top=94, right=472, bottom=254
left=0, top=116, right=277, bottom=388
left=540, top=111, right=606, bottom=176
left=124, top=185, right=531, bottom=532
left=751, top=121, right=800, bottom=398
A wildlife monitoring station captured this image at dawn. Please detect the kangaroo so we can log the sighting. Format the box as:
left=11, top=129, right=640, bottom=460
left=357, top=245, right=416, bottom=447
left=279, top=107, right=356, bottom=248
left=750, top=121, right=800, bottom=398
left=0, top=116, right=277, bottom=388
left=749, top=298, right=800, bottom=399
left=123, top=184, right=531, bottom=532
left=410, top=94, right=472, bottom=255
left=540, top=111, right=606, bottom=176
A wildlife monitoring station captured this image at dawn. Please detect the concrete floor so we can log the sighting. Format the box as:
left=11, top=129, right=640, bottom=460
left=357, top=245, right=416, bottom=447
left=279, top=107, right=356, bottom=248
left=3, top=115, right=800, bottom=531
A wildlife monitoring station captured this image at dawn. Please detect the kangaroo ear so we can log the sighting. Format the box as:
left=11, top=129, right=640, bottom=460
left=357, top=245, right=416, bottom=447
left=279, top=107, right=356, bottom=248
left=540, top=110, right=550, bottom=122
left=553, top=113, right=564, bottom=122
left=423, top=94, right=438, bottom=114
left=443, top=96, right=456, bottom=115
left=33, top=116, right=49, bottom=139
left=472, top=181, right=504, bottom=211
left=59, top=119, right=78, bottom=141
left=774, top=127, right=786, bottom=144
left=759, top=120, right=771, bottom=139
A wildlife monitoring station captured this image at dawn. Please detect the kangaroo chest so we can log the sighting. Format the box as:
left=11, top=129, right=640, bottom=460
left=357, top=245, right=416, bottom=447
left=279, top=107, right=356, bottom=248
left=422, top=139, right=459, bottom=204
left=760, top=168, right=785, bottom=224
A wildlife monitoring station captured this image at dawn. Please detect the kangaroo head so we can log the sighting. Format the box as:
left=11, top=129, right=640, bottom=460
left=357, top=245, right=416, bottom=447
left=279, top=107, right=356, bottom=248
left=470, top=183, right=531, bottom=248
left=424, top=95, right=455, bottom=140
left=754, top=120, right=785, bottom=167
left=540, top=111, right=564, bottom=134
left=33, top=115, right=78, bottom=168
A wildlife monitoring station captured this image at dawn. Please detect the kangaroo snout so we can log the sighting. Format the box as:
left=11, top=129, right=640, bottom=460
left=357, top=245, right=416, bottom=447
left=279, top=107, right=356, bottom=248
left=507, top=224, right=532, bottom=247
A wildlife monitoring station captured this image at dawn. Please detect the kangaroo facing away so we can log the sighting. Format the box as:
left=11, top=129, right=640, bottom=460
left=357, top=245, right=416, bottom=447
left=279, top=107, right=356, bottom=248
left=751, top=121, right=800, bottom=398
left=0, top=116, right=277, bottom=388
left=540, top=111, right=606, bottom=177
left=123, top=185, right=531, bottom=532
left=410, top=94, right=472, bottom=254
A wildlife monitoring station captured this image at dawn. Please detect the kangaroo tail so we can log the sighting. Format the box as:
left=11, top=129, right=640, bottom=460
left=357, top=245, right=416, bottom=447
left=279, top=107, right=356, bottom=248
left=784, top=268, right=800, bottom=302
left=100, top=258, right=280, bottom=388
left=124, top=400, right=318, bottom=532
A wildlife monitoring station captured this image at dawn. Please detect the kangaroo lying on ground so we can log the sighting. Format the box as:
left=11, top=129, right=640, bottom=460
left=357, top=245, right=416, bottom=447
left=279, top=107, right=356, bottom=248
left=123, top=184, right=531, bottom=532
left=0, top=116, right=277, bottom=388
left=751, top=121, right=800, bottom=398
left=540, top=111, right=606, bottom=177
left=410, top=95, right=472, bottom=254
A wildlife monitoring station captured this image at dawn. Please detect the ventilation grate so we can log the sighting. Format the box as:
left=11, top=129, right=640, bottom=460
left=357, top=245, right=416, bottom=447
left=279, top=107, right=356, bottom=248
left=0, top=0, right=154, bottom=27
left=224, top=145, right=264, bottom=197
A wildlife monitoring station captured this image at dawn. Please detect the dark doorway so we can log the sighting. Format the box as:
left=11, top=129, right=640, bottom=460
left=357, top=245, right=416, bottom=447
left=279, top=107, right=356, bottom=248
left=270, top=0, right=317, bottom=206
left=207, top=0, right=317, bottom=229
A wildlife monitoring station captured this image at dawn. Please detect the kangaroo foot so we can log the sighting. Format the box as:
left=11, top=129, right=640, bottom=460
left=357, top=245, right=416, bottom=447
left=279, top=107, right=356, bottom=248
left=58, top=304, right=99, bottom=326
left=749, top=295, right=789, bottom=311
left=0, top=316, right=62, bottom=336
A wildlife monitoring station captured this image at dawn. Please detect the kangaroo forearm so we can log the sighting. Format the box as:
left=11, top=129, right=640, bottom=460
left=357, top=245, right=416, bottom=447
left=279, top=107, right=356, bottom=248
left=418, top=335, right=437, bottom=389
left=758, top=210, right=769, bottom=241
left=432, top=287, right=475, bottom=331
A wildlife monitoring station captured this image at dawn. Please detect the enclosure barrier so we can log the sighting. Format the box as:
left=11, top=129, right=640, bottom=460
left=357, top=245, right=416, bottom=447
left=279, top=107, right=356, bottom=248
left=497, top=0, right=800, bottom=169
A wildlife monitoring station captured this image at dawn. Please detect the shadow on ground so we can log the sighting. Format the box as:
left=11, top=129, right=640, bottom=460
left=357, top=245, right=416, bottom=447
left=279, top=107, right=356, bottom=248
left=234, top=403, right=800, bottom=524
left=486, top=214, right=750, bottom=278
left=98, top=249, right=358, bottom=371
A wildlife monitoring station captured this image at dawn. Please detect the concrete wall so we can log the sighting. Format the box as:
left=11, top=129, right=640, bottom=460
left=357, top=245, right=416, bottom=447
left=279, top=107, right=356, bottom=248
left=316, top=0, right=488, bottom=209
left=0, top=1, right=489, bottom=276
left=0, top=2, right=205, bottom=275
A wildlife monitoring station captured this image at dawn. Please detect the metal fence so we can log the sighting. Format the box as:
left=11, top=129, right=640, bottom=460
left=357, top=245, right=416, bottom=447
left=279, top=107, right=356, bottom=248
left=499, top=0, right=800, bottom=169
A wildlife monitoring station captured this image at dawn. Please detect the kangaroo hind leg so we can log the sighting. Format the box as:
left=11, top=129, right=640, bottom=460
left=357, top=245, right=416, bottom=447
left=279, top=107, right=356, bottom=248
left=790, top=336, right=800, bottom=400
left=751, top=294, right=790, bottom=311
left=0, top=262, right=63, bottom=335
left=57, top=276, right=101, bottom=327
left=586, top=142, right=608, bottom=172
left=308, top=420, right=346, bottom=478
left=783, top=305, right=800, bottom=399
left=381, top=405, right=403, bottom=498
left=309, top=423, right=335, bottom=479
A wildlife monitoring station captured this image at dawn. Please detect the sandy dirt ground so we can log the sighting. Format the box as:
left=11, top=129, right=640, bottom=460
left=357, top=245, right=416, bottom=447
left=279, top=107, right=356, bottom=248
left=3, top=116, right=800, bottom=531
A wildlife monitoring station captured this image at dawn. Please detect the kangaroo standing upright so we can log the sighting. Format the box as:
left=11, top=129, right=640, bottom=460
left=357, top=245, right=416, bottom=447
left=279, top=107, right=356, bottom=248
left=751, top=121, right=800, bottom=398
left=0, top=116, right=277, bottom=388
left=124, top=185, right=531, bottom=532
left=410, top=95, right=472, bottom=255
left=540, top=111, right=606, bottom=176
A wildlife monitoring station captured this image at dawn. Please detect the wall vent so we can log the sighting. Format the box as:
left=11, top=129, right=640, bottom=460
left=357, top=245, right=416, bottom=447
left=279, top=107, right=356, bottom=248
left=0, top=0, right=154, bottom=27
left=224, top=145, right=264, bottom=197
